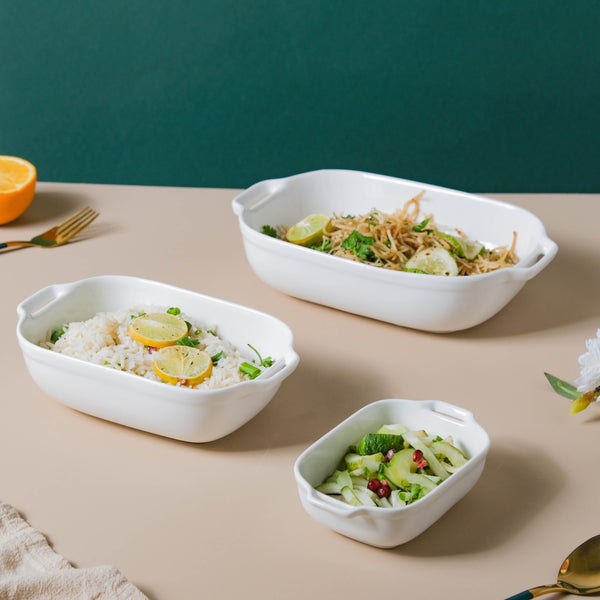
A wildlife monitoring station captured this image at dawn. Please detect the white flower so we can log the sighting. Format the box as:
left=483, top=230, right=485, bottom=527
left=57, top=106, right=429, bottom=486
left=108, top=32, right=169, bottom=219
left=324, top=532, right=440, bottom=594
left=575, top=329, right=600, bottom=394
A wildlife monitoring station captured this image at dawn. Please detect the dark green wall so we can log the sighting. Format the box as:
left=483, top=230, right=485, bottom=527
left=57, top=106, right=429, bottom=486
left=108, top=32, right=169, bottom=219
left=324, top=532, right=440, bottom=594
left=2, top=1, right=599, bottom=192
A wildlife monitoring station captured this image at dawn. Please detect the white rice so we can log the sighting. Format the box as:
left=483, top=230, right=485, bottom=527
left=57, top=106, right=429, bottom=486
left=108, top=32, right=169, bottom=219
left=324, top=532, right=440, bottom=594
left=41, top=306, right=255, bottom=389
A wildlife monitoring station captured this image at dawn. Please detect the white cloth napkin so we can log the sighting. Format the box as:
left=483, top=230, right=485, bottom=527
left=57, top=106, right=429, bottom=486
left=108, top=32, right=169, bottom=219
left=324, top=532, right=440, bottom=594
left=0, top=501, right=149, bottom=600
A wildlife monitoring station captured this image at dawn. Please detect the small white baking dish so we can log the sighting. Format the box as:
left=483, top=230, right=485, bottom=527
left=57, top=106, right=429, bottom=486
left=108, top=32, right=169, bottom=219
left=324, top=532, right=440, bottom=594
left=16, top=275, right=299, bottom=443
left=232, top=169, right=558, bottom=332
left=294, top=398, right=490, bottom=548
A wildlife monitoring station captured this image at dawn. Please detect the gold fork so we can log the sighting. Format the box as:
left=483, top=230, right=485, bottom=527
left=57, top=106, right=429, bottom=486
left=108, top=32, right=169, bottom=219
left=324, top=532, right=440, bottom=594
left=0, top=207, right=99, bottom=251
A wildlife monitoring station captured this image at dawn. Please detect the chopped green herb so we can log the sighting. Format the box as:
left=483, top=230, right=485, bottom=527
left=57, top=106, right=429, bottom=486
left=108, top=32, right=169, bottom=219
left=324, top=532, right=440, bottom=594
left=262, top=224, right=278, bottom=238
left=185, top=320, right=192, bottom=332
left=240, top=362, right=261, bottom=379
left=211, top=351, right=224, bottom=363
left=341, top=230, right=376, bottom=261
left=248, top=343, right=274, bottom=367
left=130, top=312, right=145, bottom=319
left=412, top=218, right=433, bottom=234
left=404, top=267, right=427, bottom=274
left=194, top=329, right=201, bottom=335
left=175, top=336, right=200, bottom=347
left=167, top=307, right=181, bottom=315
left=311, top=238, right=332, bottom=253
left=50, top=327, right=66, bottom=343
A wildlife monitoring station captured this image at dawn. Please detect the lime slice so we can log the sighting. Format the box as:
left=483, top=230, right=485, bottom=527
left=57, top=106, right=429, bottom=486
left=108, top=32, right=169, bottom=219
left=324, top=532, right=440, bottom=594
left=129, top=312, right=189, bottom=347
left=285, top=214, right=331, bottom=246
left=357, top=433, right=405, bottom=455
left=153, top=345, right=213, bottom=386
left=405, top=247, right=458, bottom=276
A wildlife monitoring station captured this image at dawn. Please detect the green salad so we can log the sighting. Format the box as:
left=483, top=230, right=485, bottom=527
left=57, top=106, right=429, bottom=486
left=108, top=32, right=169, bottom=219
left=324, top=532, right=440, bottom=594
left=316, top=424, right=468, bottom=508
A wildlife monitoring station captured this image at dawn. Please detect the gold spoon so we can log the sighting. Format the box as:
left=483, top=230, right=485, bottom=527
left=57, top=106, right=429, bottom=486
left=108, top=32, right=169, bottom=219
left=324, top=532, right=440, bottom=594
left=505, top=535, right=600, bottom=598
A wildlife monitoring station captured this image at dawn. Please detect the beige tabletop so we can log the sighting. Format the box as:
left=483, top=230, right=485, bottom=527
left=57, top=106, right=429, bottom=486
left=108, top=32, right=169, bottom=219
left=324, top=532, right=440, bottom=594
left=2, top=182, right=599, bottom=600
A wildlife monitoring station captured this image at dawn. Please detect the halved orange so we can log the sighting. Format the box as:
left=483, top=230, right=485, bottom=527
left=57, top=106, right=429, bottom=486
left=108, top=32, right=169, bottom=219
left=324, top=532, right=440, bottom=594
left=129, top=312, right=188, bottom=347
left=153, top=346, right=213, bottom=386
left=0, top=156, right=37, bottom=225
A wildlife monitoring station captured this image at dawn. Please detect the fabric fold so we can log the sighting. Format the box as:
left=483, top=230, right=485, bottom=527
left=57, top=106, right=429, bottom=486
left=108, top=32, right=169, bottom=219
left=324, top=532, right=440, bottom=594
left=0, top=501, right=148, bottom=600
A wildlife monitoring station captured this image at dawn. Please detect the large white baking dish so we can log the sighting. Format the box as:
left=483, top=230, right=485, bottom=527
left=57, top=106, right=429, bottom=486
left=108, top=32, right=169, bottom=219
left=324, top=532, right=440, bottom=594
left=16, top=275, right=299, bottom=443
left=294, top=398, right=490, bottom=548
left=232, top=169, right=558, bottom=332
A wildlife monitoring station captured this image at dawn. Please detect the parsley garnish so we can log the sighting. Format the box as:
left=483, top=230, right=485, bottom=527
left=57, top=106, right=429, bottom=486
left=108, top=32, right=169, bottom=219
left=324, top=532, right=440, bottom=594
left=50, top=327, right=66, bottom=343
left=262, top=225, right=278, bottom=238
left=211, top=351, right=224, bottom=363
left=341, top=230, right=376, bottom=261
left=311, top=239, right=332, bottom=253
left=175, top=336, right=200, bottom=347
left=167, top=307, right=181, bottom=315
left=412, top=218, right=433, bottom=234
left=240, top=362, right=261, bottom=379
left=248, top=343, right=274, bottom=367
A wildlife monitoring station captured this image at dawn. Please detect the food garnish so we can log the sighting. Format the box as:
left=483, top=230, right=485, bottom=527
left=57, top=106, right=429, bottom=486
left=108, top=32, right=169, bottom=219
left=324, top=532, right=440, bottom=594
left=129, top=312, right=189, bottom=348
left=262, top=193, right=518, bottom=276
left=153, top=345, right=213, bottom=385
left=316, top=424, right=468, bottom=508
left=285, top=213, right=331, bottom=247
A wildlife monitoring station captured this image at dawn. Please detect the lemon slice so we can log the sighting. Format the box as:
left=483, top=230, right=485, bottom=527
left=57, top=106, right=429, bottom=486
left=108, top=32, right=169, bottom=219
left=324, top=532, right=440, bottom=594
left=285, top=214, right=331, bottom=246
left=129, top=312, right=189, bottom=347
left=153, top=346, right=213, bottom=386
left=405, top=247, right=458, bottom=276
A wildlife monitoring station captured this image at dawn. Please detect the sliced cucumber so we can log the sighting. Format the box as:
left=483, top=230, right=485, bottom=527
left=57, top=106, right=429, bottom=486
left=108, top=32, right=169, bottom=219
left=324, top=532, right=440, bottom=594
left=431, top=441, right=468, bottom=468
left=357, top=433, right=405, bottom=455
left=383, top=448, right=418, bottom=488
left=438, top=232, right=484, bottom=260
left=405, top=247, right=458, bottom=276
left=340, top=486, right=362, bottom=506
left=377, top=424, right=409, bottom=436
left=344, top=452, right=385, bottom=473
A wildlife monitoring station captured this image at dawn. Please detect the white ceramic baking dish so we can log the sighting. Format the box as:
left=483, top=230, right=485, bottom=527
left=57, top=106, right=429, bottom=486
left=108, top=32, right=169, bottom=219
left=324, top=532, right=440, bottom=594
left=16, top=275, right=299, bottom=443
left=232, top=169, right=558, bottom=332
left=294, top=398, right=490, bottom=548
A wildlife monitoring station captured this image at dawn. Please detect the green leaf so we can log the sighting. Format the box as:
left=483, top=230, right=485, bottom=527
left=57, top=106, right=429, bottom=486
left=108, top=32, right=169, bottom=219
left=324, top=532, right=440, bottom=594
left=412, top=218, right=433, bottom=234
left=261, top=224, right=278, bottom=238
left=341, top=230, right=376, bottom=261
left=247, top=343, right=274, bottom=367
left=167, top=307, right=181, bottom=315
left=175, top=336, right=199, bottom=347
left=240, top=362, right=261, bottom=379
left=544, top=372, right=581, bottom=400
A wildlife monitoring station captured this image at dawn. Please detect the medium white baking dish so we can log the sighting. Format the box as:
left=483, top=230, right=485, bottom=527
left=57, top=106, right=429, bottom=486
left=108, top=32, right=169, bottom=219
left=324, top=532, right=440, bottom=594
left=16, top=275, right=299, bottom=442
left=294, top=398, right=490, bottom=548
left=232, top=169, right=558, bottom=332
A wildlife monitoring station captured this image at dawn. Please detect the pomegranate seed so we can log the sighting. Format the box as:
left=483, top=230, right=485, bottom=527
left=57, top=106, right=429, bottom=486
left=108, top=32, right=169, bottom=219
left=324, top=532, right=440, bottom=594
left=384, top=449, right=396, bottom=462
left=376, top=485, right=391, bottom=498
left=412, top=449, right=423, bottom=463
left=417, top=459, right=427, bottom=469
left=367, top=479, right=380, bottom=492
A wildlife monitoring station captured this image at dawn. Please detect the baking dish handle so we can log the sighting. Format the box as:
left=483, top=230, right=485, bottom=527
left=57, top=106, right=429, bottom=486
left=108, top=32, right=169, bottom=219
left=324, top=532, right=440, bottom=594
left=17, top=283, right=70, bottom=319
left=304, top=487, right=368, bottom=518
left=231, top=177, right=284, bottom=216
left=509, top=236, right=558, bottom=282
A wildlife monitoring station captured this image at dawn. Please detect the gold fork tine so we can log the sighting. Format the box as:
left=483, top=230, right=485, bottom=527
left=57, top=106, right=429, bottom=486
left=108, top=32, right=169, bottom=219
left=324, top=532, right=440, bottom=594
left=56, top=206, right=97, bottom=235
left=56, top=208, right=99, bottom=243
